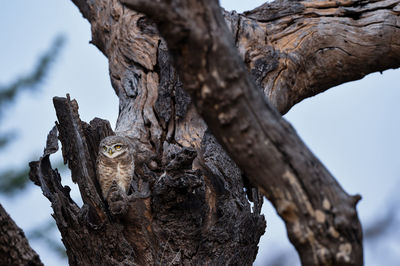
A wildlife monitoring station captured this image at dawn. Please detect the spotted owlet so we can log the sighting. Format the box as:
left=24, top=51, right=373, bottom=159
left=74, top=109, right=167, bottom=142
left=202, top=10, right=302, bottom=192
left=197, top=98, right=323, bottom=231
left=96, top=135, right=134, bottom=199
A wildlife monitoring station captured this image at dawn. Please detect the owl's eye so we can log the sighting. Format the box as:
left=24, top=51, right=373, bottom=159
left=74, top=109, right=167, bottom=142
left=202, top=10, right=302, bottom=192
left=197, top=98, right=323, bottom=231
left=103, top=146, right=107, bottom=152
left=114, top=145, right=122, bottom=150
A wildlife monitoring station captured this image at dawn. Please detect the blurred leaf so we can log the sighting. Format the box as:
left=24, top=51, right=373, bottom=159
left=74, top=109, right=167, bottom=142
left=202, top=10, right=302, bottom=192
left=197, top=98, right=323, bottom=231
left=0, top=131, right=16, bottom=149
left=0, top=167, right=30, bottom=195
left=0, top=34, right=68, bottom=262
left=364, top=204, right=398, bottom=241
left=28, top=221, right=67, bottom=258
left=0, top=35, right=66, bottom=118
left=0, top=160, right=66, bottom=196
left=0, top=35, right=66, bottom=195
left=267, top=251, right=291, bottom=266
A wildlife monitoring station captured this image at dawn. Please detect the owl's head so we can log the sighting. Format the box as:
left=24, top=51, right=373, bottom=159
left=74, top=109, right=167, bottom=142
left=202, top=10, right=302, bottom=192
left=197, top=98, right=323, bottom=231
left=99, top=135, right=130, bottom=158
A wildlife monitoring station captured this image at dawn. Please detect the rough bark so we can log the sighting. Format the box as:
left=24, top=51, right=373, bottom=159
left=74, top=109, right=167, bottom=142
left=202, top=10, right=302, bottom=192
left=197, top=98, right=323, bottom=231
left=29, top=112, right=139, bottom=266
left=30, top=65, right=264, bottom=265
left=119, top=0, right=365, bottom=265
left=0, top=203, right=43, bottom=266
left=239, top=0, right=400, bottom=114
left=26, top=0, right=400, bottom=265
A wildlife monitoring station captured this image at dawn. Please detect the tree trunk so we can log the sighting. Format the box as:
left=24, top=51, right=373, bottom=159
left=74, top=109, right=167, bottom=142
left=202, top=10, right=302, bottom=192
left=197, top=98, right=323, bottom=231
left=0, top=203, right=43, bottom=266
left=25, top=0, right=400, bottom=265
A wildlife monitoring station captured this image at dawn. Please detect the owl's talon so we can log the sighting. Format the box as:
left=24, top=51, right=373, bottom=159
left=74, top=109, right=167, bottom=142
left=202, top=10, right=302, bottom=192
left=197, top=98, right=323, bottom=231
left=104, top=182, right=128, bottom=216
left=108, top=191, right=128, bottom=216
left=109, top=199, right=128, bottom=216
left=108, top=183, right=125, bottom=200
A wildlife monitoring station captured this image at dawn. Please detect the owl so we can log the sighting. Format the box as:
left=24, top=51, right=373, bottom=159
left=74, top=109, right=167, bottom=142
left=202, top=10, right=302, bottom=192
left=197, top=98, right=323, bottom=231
left=96, top=135, right=135, bottom=199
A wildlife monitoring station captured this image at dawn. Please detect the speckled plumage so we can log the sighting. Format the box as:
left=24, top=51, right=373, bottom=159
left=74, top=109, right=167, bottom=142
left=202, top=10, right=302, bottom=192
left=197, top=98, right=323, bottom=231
left=96, top=135, right=134, bottom=199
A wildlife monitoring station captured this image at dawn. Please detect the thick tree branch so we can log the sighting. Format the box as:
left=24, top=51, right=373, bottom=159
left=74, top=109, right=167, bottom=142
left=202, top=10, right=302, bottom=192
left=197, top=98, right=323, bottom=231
left=0, top=203, right=43, bottom=266
left=74, top=0, right=400, bottom=115
left=239, top=0, right=400, bottom=113
left=120, top=0, right=363, bottom=265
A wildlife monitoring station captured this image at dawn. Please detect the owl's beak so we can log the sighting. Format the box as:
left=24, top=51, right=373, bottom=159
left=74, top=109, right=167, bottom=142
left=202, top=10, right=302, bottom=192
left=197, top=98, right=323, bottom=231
left=108, top=149, right=113, bottom=155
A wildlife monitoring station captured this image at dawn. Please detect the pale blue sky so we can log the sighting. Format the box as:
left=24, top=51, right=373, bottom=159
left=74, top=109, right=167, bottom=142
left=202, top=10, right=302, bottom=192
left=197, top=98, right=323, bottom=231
left=0, top=1, right=399, bottom=265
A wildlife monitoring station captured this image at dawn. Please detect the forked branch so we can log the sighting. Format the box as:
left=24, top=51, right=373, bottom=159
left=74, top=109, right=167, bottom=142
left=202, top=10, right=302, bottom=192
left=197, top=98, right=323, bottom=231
left=120, top=0, right=363, bottom=265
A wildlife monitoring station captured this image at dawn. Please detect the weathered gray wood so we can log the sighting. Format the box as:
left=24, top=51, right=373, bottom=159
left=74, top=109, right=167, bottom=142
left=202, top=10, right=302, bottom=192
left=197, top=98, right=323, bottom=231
left=53, top=95, right=109, bottom=224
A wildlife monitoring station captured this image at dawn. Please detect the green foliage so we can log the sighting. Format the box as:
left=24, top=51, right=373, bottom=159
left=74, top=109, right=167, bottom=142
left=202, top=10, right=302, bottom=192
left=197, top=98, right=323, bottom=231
left=0, top=167, right=30, bottom=195
left=0, top=35, right=66, bottom=118
left=0, top=35, right=65, bottom=195
left=0, top=34, right=68, bottom=261
left=27, top=221, right=67, bottom=258
left=0, top=132, right=15, bottom=149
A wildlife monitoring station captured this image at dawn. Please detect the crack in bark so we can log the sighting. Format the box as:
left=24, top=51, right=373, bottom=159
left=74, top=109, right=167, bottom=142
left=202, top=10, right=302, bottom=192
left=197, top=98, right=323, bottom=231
left=316, top=46, right=354, bottom=56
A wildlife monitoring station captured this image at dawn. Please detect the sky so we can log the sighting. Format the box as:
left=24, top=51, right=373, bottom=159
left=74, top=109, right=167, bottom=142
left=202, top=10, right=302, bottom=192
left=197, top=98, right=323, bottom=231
left=0, top=1, right=399, bottom=265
